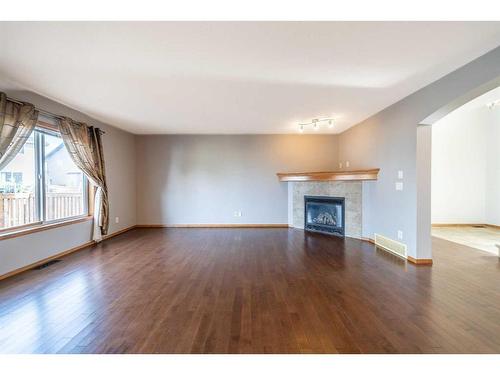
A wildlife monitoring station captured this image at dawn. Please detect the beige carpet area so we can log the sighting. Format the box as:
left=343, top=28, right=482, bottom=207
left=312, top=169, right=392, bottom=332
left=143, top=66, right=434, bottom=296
left=432, top=225, right=500, bottom=256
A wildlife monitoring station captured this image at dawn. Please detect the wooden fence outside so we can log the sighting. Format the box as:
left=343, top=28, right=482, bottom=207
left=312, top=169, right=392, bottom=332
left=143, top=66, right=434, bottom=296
left=0, top=192, right=84, bottom=229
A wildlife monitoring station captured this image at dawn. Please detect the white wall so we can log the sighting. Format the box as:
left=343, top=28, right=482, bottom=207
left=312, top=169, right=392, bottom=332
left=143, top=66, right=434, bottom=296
left=0, top=81, right=137, bottom=276
left=485, top=101, right=500, bottom=226
left=432, top=86, right=500, bottom=225
left=136, top=135, right=338, bottom=225
left=338, top=46, right=500, bottom=259
left=432, top=105, right=488, bottom=223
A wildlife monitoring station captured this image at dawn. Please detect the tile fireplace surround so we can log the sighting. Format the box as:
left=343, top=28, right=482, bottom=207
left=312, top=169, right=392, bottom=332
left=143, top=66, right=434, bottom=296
left=288, top=181, right=362, bottom=238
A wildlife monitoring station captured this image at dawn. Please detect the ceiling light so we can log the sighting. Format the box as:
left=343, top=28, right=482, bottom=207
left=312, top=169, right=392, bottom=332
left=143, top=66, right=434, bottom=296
left=297, top=117, right=335, bottom=132
left=487, top=99, right=500, bottom=109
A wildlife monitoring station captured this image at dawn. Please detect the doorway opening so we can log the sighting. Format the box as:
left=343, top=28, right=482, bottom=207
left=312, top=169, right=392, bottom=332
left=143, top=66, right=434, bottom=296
left=430, top=86, right=500, bottom=255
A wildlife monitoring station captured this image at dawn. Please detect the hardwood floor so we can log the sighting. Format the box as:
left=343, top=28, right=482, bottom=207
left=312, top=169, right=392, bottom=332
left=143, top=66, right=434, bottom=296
left=1, top=228, right=500, bottom=353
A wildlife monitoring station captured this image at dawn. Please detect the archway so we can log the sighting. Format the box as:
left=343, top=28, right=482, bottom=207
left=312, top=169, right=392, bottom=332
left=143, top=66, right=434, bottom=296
left=416, top=76, right=500, bottom=261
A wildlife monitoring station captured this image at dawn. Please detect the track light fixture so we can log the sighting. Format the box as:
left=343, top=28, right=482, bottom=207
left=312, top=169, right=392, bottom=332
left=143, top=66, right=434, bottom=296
left=486, top=100, right=500, bottom=109
left=298, top=118, right=335, bottom=132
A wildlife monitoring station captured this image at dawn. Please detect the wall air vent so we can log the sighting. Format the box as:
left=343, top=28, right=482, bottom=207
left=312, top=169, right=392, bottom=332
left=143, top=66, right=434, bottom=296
left=374, top=234, right=407, bottom=259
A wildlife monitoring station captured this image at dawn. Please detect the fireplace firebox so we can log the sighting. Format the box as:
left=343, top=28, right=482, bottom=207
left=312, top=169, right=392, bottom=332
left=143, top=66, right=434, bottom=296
left=304, top=196, right=345, bottom=236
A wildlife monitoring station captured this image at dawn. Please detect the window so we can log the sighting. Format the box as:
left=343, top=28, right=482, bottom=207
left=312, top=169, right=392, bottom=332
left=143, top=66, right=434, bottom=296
left=43, top=132, right=86, bottom=221
left=0, top=127, right=88, bottom=230
left=13, top=172, right=23, bottom=184
left=0, top=133, right=37, bottom=227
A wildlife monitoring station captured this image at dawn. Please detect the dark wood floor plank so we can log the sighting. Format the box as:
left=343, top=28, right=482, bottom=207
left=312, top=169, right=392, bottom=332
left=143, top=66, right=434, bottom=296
left=1, top=228, right=500, bottom=353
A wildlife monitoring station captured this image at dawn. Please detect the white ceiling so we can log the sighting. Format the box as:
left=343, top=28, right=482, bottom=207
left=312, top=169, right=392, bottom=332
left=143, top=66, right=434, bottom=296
left=0, top=22, right=499, bottom=134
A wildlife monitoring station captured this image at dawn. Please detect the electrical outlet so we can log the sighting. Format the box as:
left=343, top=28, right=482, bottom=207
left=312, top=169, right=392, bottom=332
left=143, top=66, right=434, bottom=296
left=395, top=182, right=403, bottom=191
left=115, top=217, right=119, bottom=224
left=398, top=170, right=404, bottom=179
left=397, top=230, right=403, bottom=240
left=233, top=211, right=242, bottom=217
left=345, top=161, right=350, bottom=168
left=339, top=162, right=343, bottom=169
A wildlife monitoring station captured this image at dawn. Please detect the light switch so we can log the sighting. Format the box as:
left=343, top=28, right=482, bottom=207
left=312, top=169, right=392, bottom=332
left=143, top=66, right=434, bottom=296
left=346, top=161, right=350, bottom=168
left=398, top=170, right=403, bottom=179
left=395, top=182, right=403, bottom=191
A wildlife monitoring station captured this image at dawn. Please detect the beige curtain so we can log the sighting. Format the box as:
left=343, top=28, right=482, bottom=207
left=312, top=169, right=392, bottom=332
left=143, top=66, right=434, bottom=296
left=59, top=117, right=109, bottom=241
left=0, top=92, right=39, bottom=170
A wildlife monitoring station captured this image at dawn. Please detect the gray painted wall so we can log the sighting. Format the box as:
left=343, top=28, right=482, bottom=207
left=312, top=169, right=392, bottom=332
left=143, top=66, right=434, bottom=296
left=338, top=46, right=500, bottom=258
left=136, top=135, right=338, bottom=225
left=0, top=84, right=137, bottom=276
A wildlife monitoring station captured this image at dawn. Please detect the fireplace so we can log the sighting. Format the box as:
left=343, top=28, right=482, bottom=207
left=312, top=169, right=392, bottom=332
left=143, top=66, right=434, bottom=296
left=304, top=196, right=345, bottom=236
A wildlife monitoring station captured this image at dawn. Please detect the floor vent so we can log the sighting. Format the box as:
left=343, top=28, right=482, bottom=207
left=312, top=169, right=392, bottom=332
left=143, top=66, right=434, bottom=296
left=34, top=259, right=61, bottom=270
left=374, top=234, right=407, bottom=259
left=472, top=225, right=486, bottom=228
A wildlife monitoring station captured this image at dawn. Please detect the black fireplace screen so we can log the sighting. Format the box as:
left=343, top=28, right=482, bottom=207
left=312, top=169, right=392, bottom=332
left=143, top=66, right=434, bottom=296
left=304, top=196, right=345, bottom=236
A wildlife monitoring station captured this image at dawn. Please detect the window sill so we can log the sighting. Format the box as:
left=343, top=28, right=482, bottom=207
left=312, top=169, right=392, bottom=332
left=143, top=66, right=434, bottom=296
left=0, top=216, right=93, bottom=241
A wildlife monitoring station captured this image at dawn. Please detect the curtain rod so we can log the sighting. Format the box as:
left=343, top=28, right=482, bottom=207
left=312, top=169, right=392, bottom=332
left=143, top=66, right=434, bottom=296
left=6, top=95, right=106, bottom=134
